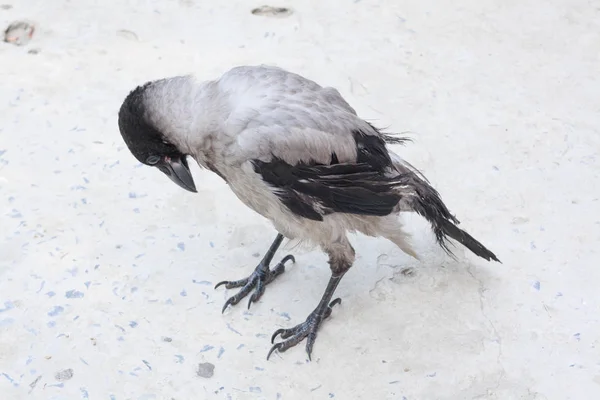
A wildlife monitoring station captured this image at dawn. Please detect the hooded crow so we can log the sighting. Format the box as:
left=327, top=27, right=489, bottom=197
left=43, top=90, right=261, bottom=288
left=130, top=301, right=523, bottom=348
left=117, top=65, right=500, bottom=360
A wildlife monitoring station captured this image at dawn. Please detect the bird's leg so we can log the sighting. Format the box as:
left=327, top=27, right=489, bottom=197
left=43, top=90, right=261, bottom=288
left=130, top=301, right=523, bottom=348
left=267, top=239, right=354, bottom=361
left=215, top=234, right=294, bottom=312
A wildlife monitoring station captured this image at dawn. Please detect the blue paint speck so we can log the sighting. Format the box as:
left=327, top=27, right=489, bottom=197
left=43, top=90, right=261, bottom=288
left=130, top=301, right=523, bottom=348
left=532, top=281, right=541, bottom=291
left=47, top=306, right=64, bottom=317
left=47, top=321, right=56, bottom=328
left=128, top=192, right=137, bottom=198
left=25, top=327, right=39, bottom=336
left=278, top=312, right=291, bottom=321
left=142, top=360, right=152, bottom=370
left=199, top=345, right=214, bottom=353
left=129, top=321, right=138, bottom=328
left=174, top=355, right=184, bottom=364
left=46, top=291, right=56, bottom=298
left=574, top=333, right=581, bottom=341
left=177, top=242, right=185, bottom=251
left=426, top=372, right=437, bottom=378
left=227, top=323, right=242, bottom=336
left=180, top=290, right=187, bottom=297
left=209, top=241, right=214, bottom=248
left=80, top=388, right=89, bottom=399
left=249, top=387, right=262, bottom=393
left=0, top=301, right=15, bottom=313
left=8, top=209, right=22, bottom=218
left=65, top=290, right=84, bottom=299
left=217, top=347, right=225, bottom=358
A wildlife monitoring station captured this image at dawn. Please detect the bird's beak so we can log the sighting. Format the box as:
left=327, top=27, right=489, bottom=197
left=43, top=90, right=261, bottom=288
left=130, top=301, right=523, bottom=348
left=156, top=155, right=197, bottom=193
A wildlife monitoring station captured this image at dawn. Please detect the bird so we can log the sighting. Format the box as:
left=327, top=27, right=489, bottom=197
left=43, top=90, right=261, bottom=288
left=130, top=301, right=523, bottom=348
left=117, top=65, right=500, bottom=360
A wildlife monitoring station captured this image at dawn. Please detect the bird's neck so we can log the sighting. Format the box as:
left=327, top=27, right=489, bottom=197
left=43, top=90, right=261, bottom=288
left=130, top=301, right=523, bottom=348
left=145, top=76, right=222, bottom=158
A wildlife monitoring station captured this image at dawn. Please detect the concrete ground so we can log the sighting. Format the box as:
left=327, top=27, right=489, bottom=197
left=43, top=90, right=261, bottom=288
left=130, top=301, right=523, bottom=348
left=1, top=0, right=599, bottom=399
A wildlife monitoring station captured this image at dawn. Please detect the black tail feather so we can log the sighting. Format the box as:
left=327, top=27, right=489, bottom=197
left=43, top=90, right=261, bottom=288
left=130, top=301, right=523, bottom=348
left=404, top=175, right=501, bottom=263
left=439, top=219, right=501, bottom=262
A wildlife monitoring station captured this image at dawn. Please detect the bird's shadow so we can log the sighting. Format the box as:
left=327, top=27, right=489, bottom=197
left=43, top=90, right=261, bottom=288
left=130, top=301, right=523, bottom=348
left=343, top=221, right=499, bottom=318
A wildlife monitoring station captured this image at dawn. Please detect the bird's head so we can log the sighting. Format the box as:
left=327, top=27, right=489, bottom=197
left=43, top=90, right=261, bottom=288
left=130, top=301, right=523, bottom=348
left=117, top=82, right=197, bottom=193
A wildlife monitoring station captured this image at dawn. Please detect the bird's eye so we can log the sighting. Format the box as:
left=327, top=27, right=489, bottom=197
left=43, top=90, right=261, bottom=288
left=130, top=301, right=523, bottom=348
left=146, top=155, right=161, bottom=165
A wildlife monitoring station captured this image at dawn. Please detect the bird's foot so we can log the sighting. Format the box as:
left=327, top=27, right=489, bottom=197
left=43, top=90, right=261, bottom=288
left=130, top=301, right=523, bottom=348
left=215, top=254, right=295, bottom=312
left=267, top=298, right=342, bottom=361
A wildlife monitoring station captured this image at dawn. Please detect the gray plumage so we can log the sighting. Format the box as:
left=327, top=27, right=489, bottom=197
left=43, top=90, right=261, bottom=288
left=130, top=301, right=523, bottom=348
left=118, top=65, right=500, bottom=360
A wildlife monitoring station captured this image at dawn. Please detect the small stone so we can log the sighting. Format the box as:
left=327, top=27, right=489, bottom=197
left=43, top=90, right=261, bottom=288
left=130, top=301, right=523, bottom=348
left=196, top=362, right=215, bottom=378
left=251, top=6, right=293, bottom=18
left=4, top=20, right=35, bottom=46
left=55, top=368, right=74, bottom=381
left=116, top=29, right=138, bottom=41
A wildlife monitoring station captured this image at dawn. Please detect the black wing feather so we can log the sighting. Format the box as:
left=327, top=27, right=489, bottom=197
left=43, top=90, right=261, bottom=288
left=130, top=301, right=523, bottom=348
left=252, top=159, right=401, bottom=220
left=252, top=128, right=405, bottom=220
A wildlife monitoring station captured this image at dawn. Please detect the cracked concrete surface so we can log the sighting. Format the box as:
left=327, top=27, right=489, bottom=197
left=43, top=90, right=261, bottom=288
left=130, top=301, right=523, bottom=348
left=1, top=0, right=600, bottom=398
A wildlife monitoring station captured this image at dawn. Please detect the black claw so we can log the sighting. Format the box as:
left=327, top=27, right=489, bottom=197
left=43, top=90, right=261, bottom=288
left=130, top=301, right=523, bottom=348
left=247, top=292, right=259, bottom=310
left=221, top=297, right=236, bottom=314
left=280, top=328, right=296, bottom=340
left=214, top=280, right=227, bottom=290
left=281, top=254, right=295, bottom=264
left=329, top=298, right=342, bottom=308
left=306, top=331, right=318, bottom=361
left=266, top=299, right=341, bottom=361
left=271, top=328, right=285, bottom=344
left=267, top=343, right=282, bottom=360
left=215, top=254, right=293, bottom=312
left=214, top=278, right=248, bottom=290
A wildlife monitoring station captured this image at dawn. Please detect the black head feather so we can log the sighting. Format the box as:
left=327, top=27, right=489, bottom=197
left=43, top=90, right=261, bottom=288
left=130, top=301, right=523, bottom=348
left=117, top=83, right=183, bottom=165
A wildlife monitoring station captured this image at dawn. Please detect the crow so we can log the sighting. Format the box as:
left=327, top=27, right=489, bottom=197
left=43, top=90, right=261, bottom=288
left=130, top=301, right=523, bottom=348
left=117, top=65, right=500, bottom=360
